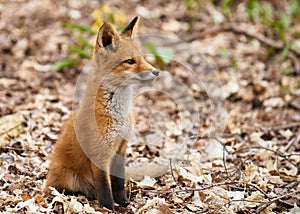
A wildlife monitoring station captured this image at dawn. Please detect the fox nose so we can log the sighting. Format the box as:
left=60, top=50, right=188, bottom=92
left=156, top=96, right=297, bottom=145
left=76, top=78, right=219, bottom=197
left=152, top=70, right=159, bottom=76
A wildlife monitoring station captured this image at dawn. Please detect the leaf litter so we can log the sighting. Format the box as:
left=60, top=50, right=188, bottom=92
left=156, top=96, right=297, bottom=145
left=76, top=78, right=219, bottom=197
left=0, top=0, right=299, bottom=213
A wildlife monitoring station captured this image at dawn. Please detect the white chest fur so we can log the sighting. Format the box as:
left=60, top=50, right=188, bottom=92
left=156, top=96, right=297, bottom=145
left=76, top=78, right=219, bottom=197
left=105, top=85, right=135, bottom=140
left=108, top=86, right=133, bottom=121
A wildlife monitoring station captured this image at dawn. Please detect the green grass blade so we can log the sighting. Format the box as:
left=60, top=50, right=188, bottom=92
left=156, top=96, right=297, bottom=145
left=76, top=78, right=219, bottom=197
left=144, top=41, right=158, bottom=56
left=50, top=59, right=80, bottom=71
left=64, top=23, right=96, bottom=35
left=76, top=36, right=94, bottom=49
left=68, top=45, right=92, bottom=58
left=144, top=41, right=173, bottom=64
left=281, top=42, right=293, bottom=61
left=156, top=47, right=174, bottom=64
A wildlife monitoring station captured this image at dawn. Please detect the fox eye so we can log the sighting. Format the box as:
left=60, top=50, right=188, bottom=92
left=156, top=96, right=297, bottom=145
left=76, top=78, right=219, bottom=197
left=124, top=59, right=136, bottom=64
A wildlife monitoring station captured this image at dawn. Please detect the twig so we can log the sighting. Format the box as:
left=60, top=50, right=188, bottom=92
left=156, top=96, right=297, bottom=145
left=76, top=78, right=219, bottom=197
left=128, top=179, right=132, bottom=201
left=234, top=146, right=284, bottom=157
left=169, top=159, right=177, bottom=184
left=135, top=180, right=269, bottom=196
left=222, top=146, right=230, bottom=179
left=280, top=178, right=300, bottom=195
left=230, top=199, right=267, bottom=204
left=134, top=180, right=299, bottom=212
left=268, top=122, right=300, bottom=132
left=213, top=138, right=231, bottom=180
left=233, top=146, right=299, bottom=168
left=288, top=52, right=300, bottom=74
left=278, top=199, right=294, bottom=208
left=255, top=190, right=300, bottom=213
left=283, top=137, right=297, bottom=152
left=185, top=24, right=223, bottom=42
left=220, top=190, right=299, bottom=214
left=225, top=182, right=269, bottom=199
left=186, top=22, right=300, bottom=57
left=0, top=123, right=23, bottom=137
left=226, top=23, right=284, bottom=50
left=243, top=183, right=269, bottom=198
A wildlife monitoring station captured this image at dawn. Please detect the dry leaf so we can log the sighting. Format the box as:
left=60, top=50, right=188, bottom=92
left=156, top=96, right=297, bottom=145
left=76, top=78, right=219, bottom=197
left=137, top=176, right=157, bottom=188
left=263, top=97, right=285, bottom=108
left=69, top=198, right=83, bottom=213
left=0, top=113, right=25, bottom=143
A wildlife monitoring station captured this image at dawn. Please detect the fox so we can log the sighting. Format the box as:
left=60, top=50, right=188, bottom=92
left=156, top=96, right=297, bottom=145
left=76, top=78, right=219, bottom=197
left=46, top=16, right=159, bottom=211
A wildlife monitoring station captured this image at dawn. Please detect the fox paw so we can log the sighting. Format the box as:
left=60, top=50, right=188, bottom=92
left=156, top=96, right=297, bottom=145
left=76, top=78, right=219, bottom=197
left=115, top=196, right=129, bottom=207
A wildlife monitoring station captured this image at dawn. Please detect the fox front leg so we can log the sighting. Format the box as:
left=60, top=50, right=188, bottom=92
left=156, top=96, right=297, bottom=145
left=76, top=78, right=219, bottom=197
left=110, top=154, right=129, bottom=206
left=110, top=141, right=129, bottom=206
left=92, top=164, right=115, bottom=211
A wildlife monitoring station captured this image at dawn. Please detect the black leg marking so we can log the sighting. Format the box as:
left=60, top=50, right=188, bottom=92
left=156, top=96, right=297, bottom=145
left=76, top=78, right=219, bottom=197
left=95, top=169, right=115, bottom=211
left=110, top=154, right=129, bottom=207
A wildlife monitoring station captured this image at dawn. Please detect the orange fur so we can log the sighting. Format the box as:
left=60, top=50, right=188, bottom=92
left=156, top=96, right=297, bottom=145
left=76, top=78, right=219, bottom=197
left=46, top=17, right=159, bottom=211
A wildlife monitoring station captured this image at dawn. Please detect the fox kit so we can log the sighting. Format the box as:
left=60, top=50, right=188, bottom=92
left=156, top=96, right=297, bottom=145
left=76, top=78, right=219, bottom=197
left=46, top=16, right=159, bottom=211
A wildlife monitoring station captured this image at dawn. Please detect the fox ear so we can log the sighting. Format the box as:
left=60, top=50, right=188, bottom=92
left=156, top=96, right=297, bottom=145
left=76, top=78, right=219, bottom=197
left=121, top=16, right=139, bottom=38
left=96, top=23, right=120, bottom=50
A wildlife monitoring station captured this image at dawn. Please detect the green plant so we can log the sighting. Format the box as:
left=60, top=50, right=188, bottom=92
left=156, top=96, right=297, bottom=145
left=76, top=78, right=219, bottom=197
left=245, top=0, right=300, bottom=64
left=184, top=0, right=201, bottom=11
left=246, top=0, right=300, bottom=42
left=280, top=85, right=292, bottom=95
left=231, top=59, right=238, bottom=72
left=220, top=0, right=233, bottom=17
left=281, top=41, right=294, bottom=60
left=50, top=23, right=95, bottom=71
left=246, top=0, right=261, bottom=21
left=51, top=4, right=127, bottom=71
left=272, top=11, right=289, bottom=41
left=290, top=0, right=300, bottom=18
left=279, top=67, right=291, bottom=75
left=220, top=48, right=228, bottom=59
left=185, top=0, right=193, bottom=10
left=144, top=41, right=174, bottom=64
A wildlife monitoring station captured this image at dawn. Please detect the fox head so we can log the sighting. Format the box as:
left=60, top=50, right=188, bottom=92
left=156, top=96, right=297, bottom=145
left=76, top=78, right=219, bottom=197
left=93, top=16, right=159, bottom=89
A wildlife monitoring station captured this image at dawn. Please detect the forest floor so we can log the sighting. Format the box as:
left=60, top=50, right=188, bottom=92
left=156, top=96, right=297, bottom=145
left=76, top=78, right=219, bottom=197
left=0, top=0, right=299, bottom=213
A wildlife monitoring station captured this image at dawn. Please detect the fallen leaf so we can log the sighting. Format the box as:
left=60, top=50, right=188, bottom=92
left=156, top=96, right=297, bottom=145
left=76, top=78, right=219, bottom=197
left=137, top=175, right=157, bottom=188
left=0, top=113, right=25, bottom=143
left=263, top=97, right=285, bottom=108
left=69, top=198, right=83, bottom=213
